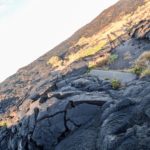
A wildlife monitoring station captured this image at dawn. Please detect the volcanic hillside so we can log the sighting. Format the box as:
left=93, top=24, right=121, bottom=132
left=0, top=0, right=150, bottom=149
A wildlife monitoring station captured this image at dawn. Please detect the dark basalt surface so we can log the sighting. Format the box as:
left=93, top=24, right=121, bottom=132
left=0, top=73, right=150, bottom=150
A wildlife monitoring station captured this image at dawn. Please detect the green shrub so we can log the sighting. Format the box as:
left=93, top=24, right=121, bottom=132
left=111, top=79, right=121, bottom=90
left=131, top=66, right=143, bottom=76
left=109, top=54, right=118, bottom=64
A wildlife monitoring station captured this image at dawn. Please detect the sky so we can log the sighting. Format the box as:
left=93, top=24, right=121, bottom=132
left=0, top=0, right=118, bottom=82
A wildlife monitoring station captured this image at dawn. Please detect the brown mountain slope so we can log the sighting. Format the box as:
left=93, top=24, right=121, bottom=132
left=75, top=0, right=145, bottom=37
left=39, top=0, right=146, bottom=57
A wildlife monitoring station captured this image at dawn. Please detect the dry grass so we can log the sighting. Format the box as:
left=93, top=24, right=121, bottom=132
left=0, top=111, right=19, bottom=128
left=46, top=1, right=150, bottom=72
left=68, top=40, right=107, bottom=63
left=131, top=51, right=150, bottom=77
left=66, top=1, right=150, bottom=67
left=88, top=53, right=110, bottom=68
left=0, top=121, right=7, bottom=127
left=47, top=56, right=63, bottom=68
left=135, top=51, right=150, bottom=68
left=141, top=69, right=150, bottom=77
left=47, top=40, right=107, bottom=70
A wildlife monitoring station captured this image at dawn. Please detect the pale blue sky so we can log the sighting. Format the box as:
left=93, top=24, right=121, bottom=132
left=0, top=0, right=26, bottom=17
left=0, top=0, right=118, bottom=82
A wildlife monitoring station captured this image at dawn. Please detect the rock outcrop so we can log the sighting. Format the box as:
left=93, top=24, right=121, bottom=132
left=0, top=73, right=150, bottom=150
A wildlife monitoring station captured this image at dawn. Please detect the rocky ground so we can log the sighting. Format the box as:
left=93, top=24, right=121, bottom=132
left=0, top=69, right=150, bottom=150
left=0, top=0, right=150, bottom=149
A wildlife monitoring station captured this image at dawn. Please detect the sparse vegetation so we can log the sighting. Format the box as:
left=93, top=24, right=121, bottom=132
left=47, top=56, right=63, bottom=68
left=87, top=53, right=119, bottom=70
left=68, top=41, right=107, bottom=63
left=135, top=51, right=150, bottom=68
left=108, top=54, right=118, bottom=64
left=141, top=69, right=150, bottom=77
left=47, top=40, right=108, bottom=71
left=0, top=121, right=7, bottom=127
left=111, top=79, right=121, bottom=90
left=88, top=53, right=110, bottom=69
left=88, top=53, right=119, bottom=69
left=131, top=66, right=143, bottom=76
left=131, top=51, right=150, bottom=77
